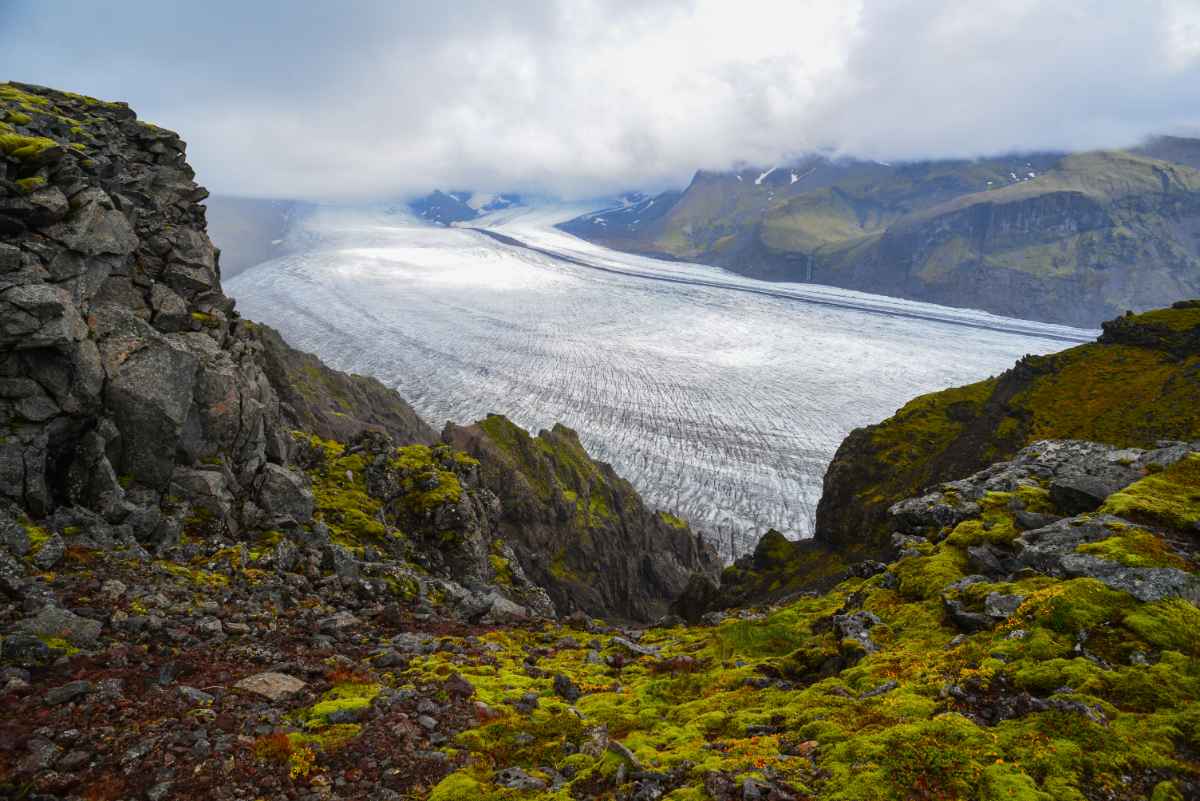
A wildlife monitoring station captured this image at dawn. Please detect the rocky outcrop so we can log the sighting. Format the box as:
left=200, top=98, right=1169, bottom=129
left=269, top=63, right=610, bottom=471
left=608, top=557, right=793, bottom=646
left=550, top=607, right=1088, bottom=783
left=443, top=415, right=720, bottom=621
left=0, top=83, right=300, bottom=532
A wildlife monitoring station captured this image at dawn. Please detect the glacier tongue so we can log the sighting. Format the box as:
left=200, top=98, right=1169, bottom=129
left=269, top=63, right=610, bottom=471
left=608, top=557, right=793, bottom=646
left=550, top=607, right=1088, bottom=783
left=228, top=205, right=1092, bottom=560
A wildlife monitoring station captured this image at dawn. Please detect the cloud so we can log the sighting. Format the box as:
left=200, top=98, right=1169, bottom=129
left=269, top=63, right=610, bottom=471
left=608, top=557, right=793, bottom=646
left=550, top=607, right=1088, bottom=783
left=3, top=0, right=1198, bottom=200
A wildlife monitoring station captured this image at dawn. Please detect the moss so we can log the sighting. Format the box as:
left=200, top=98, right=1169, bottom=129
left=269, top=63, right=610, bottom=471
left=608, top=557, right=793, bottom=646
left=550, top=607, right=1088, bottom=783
left=1075, top=525, right=1190, bottom=569
left=297, top=682, right=381, bottom=727
left=1099, top=452, right=1200, bottom=531
left=390, top=444, right=465, bottom=515
left=893, top=544, right=968, bottom=600
left=37, top=635, right=81, bottom=657
left=5, top=110, right=32, bottom=125
left=0, top=132, right=58, bottom=160
left=488, top=551, right=514, bottom=586
left=1122, top=599, right=1200, bottom=656
left=659, top=510, right=688, bottom=529
left=428, top=773, right=503, bottom=801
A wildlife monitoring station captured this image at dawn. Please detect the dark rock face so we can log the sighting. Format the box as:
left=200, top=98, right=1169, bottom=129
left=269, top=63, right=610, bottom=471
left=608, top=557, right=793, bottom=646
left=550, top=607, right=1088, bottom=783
left=443, top=415, right=720, bottom=621
left=0, top=84, right=304, bottom=531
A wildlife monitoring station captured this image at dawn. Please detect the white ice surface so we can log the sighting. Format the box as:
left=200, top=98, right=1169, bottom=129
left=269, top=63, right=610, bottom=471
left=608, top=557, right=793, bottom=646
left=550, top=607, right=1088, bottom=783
left=229, top=205, right=1094, bottom=559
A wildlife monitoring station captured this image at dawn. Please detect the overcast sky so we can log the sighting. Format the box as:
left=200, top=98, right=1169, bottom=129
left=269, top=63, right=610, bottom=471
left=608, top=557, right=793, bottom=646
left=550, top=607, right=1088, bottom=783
left=3, top=1, right=1199, bottom=200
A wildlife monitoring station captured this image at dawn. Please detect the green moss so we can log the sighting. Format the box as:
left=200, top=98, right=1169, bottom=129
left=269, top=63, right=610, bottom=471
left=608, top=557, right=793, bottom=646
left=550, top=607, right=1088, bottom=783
left=297, top=682, right=381, bottom=727
left=658, top=510, right=688, bottom=529
left=5, top=110, right=31, bottom=125
left=0, top=132, right=57, bottom=160
left=1099, top=452, right=1200, bottom=531
left=1075, top=525, right=1190, bottom=569
left=390, top=444, right=464, bottom=514
left=1122, top=599, right=1200, bottom=656
left=37, top=635, right=81, bottom=657
left=894, top=544, right=968, bottom=600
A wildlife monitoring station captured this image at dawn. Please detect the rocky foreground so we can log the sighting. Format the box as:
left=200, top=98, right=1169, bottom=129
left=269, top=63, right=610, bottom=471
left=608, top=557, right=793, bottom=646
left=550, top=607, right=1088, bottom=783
left=2, top=83, right=1199, bottom=801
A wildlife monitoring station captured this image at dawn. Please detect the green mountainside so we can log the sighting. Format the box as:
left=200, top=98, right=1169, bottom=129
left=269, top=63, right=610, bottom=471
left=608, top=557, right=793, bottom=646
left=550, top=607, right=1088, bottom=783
left=562, top=142, right=1200, bottom=327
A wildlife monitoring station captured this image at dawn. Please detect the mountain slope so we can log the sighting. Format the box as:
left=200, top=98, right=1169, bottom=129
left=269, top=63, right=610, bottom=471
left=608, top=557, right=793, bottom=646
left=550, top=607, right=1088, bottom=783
left=562, top=146, right=1200, bottom=326
left=814, top=300, right=1200, bottom=553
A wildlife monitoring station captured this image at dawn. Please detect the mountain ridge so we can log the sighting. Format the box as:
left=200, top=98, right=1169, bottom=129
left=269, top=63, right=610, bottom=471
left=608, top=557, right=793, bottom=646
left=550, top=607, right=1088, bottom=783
left=561, top=142, right=1200, bottom=327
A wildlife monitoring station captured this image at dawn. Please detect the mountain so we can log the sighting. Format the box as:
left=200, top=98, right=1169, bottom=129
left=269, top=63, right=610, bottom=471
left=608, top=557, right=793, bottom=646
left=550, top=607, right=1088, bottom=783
left=408, top=190, right=522, bottom=225
left=202, top=195, right=311, bottom=278
left=3, top=82, right=1199, bottom=801
left=561, top=145, right=1200, bottom=327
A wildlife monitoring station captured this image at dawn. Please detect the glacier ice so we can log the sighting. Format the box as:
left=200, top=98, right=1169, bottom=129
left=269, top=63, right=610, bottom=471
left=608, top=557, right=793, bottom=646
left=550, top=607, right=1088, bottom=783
left=228, top=205, right=1093, bottom=559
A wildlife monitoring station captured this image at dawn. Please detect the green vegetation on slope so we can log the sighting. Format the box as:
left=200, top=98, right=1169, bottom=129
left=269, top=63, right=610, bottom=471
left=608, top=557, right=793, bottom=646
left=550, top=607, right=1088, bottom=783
left=816, top=303, right=1200, bottom=550
left=406, top=480, right=1200, bottom=800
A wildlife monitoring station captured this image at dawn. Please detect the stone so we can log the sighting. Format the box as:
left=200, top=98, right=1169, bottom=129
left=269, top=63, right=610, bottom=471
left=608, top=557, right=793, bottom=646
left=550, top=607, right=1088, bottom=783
left=179, top=686, right=214, bottom=704
left=255, top=463, right=314, bottom=525
left=496, top=767, right=547, bottom=791
left=984, top=592, right=1025, bottom=619
left=318, top=610, right=361, bottom=632
left=26, top=186, right=69, bottom=225
left=19, top=604, right=102, bottom=647
left=42, top=188, right=139, bottom=257
left=1050, top=475, right=1118, bottom=515
left=833, top=610, right=882, bottom=653
left=553, top=673, right=581, bottom=703
left=45, top=680, right=92, bottom=705
left=233, top=671, right=305, bottom=701
left=0, top=283, right=87, bottom=349
left=32, top=532, right=64, bottom=569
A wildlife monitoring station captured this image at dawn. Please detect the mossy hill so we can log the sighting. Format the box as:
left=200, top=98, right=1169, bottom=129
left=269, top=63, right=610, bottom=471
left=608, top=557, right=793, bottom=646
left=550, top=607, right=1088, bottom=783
left=561, top=141, right=1200, bottom=327
left=815, top=300, right=1200, bottom=555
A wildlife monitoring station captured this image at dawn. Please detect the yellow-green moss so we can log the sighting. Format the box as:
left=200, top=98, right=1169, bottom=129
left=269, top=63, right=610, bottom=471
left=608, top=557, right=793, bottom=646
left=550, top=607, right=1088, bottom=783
left=658, top=511, right=688, bottom=529
left=1099, top=452, right=1200, bottom=531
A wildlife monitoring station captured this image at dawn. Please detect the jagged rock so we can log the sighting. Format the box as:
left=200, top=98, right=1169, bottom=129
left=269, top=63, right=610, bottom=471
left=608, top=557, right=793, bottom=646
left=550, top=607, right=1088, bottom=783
left=233, top=671, right=305, bottom=701
left=42, top=187, right=138, bottom=256
left=943, top=598, right=995, bottom=633
left=553, top=673, right=581, bottom=702
left=1056, top=554, right=1200, bottom=603
left=31, top=532, right=64, bottom=569
left=670, top=572, right=722, bottom=623
left=254, top=463, right=314, bottom=525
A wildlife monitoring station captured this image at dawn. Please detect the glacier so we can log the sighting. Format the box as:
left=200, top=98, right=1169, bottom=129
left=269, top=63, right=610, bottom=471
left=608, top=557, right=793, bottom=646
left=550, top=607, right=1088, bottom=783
left=227, top=205, right=1094, bottom=559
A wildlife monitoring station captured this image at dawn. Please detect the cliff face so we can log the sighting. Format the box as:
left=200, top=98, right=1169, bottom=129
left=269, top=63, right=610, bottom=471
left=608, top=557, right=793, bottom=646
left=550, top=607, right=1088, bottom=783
left=0, top=82, right=713, bottom=623
left=444, top=415, right=719, bottom=622
left=562, top=149, right=1200, bottom=327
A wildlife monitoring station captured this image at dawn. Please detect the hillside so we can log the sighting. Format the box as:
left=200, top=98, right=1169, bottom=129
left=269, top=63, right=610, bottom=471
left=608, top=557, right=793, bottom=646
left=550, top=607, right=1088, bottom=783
left=561, top=147, right=1200, bottom=327
left=2, top=83, right=1199, bottom=801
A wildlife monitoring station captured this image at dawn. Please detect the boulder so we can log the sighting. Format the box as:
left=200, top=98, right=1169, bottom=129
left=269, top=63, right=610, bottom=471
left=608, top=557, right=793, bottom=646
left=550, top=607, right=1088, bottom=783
left=18, top=604, right=102, bottom=647
left=1050, top=475, right=1118, bottom=515
left=254, top=463, right=314, bottom=525
left=233, top=671, right=305, bottom=702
